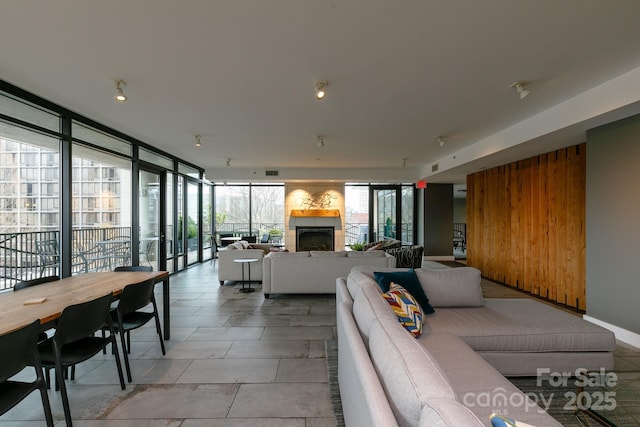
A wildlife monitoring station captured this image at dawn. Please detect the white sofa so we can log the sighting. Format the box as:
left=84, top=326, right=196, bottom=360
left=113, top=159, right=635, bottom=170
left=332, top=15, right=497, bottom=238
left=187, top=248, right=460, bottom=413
left=217, top=241, right=274, bottom=285
left=337, top=266, right=616, bottom=427
left=262, top=250, right=395, bottom=298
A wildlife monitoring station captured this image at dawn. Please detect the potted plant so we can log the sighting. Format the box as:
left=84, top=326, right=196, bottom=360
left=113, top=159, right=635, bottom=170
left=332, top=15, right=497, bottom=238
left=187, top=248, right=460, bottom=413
left=350, top=242, right=365, bottom=251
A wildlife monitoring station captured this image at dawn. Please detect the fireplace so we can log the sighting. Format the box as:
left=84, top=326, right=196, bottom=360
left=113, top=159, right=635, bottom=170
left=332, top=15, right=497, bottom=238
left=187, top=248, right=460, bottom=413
left=296, top=226, right=334, bottom=251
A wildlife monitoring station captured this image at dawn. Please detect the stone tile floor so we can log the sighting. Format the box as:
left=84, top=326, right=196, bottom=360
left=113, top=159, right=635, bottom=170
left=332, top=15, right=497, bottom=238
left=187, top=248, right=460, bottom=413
left=2, top=262, right=639, bottom=426
left=2, top=263, right=337, bottom=426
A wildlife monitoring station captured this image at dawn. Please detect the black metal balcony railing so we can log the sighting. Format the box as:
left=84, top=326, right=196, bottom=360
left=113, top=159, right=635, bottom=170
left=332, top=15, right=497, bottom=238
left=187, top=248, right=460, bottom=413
left=213, top=223, right=284, bottom=242
left=0, top=227, right=131, bottom=290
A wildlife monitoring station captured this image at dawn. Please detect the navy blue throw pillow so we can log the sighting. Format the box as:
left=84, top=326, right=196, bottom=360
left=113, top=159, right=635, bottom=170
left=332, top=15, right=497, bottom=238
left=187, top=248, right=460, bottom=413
left=373, top=269, right=435, bottom=315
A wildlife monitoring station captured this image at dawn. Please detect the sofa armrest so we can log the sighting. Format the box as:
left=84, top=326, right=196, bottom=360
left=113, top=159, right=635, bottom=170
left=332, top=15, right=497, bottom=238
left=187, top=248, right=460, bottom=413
left=218, top=248, right=266, bottom=283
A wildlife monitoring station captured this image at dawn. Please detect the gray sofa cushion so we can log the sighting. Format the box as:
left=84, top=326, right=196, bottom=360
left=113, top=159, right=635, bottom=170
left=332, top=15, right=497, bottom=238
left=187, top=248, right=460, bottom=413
left=352, top=284, right=397, bottom=346
left=415, top=267, right=483, bottom=307
left=423, top=298, right=617, bottom=353
left=310, top=250, right=347, bottom=257
left=418, top=333, right=562, bottom=426
left=369, top=317, right=457, bottom=427
left=347, top=250, right=387, bottom=258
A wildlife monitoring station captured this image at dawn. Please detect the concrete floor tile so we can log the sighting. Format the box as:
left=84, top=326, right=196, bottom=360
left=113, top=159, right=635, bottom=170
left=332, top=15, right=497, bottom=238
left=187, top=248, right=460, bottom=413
left=176, top=359, right=279, bottom=383
left=288, top=314, right=337, bottom=327
left=252, top=306, right=312, bottom=316
left=227, top=383, right=333, bottom=418
left=276, top=359, right=328, bottom=383
left=107, top=384, right=238, bottom=419
left=168, top=315, right=231, bottom=328
left=261, top=326, right=333, bottom=340
left=72, top=421, right=182, bottom=427
left=141, top=340, right=233, bottom=359
left=226, top=340, right=308, bottom=359
left=181, top=419, right=305, bottom=427
left=187, top=327, right=264, bottom=341
left=308, top=340, right=328, bottom=359
left=224, top=314, right=291, bottom=327
left=77, top=359, right=191, bottom=385
left=306, top=418, right=338, bottom=427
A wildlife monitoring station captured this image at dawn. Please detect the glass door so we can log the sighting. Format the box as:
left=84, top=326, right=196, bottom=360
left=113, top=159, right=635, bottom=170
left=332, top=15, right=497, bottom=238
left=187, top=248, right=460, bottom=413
left=139, top=169, right=165, bottom=271
left=370, top=186, right=401, bottom=243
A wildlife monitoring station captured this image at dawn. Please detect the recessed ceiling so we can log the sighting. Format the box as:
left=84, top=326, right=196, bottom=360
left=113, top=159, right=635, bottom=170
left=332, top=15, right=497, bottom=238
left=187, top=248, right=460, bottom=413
left=2, top=0, right=640, bottom=183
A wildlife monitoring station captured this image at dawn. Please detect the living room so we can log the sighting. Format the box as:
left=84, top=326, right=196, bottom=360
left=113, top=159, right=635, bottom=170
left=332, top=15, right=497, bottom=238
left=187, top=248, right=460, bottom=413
left=2, top=1, right=640, bottom=426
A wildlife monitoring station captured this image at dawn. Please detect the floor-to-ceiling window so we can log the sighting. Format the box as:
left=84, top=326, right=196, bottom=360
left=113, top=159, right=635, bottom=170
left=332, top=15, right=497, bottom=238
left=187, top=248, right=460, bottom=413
left=0, top=82, right=205, bottom=285
left=71, top=142, right=132, bottom=273
left=345, top=185, right=369, bottom=245
left=165, top=172, right=175, bottom=273
left=213, top=183, right=284, bottom=245
left=202, top=183, right=212, bottom=260
left=186, top=180, right=199, bottom=264
left=250, top=184, right=284, bottom=242
left=214, top=184, right=250, bottom=245
left=0, top=117, right=60, bottom=286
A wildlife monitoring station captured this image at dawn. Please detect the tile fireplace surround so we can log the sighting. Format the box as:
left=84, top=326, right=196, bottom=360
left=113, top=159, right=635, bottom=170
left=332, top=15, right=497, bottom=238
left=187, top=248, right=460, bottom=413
left=285, top=183, right=345, bottom=250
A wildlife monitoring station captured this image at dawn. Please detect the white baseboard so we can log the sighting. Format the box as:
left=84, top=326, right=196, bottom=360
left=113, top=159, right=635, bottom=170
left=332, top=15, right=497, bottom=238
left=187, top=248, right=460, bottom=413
left=583, top=315, right=640, bottom=349
left=423, top=255, right=455, bottom=261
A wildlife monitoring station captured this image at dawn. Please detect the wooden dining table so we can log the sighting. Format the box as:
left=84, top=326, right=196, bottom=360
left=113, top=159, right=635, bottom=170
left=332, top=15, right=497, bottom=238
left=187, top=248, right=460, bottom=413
left=0, top=271, right=171, bottom=338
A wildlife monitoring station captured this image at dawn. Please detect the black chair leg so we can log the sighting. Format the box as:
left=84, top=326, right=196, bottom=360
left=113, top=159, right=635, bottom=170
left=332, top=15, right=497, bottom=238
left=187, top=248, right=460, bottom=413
left=37, top=377, right=55, bottom=427
left=54, top=360, right=73, bottom=427
left=118, top=328, right=133, bottom=383
left=110, top=334, right=126, bottom=390
left=153, top=304, right=166, bottom=355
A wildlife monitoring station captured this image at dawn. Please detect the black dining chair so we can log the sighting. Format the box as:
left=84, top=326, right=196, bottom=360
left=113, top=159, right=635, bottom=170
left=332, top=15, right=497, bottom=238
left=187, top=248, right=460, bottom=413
left=0, top=319, right=55, bottom=427
left=38, top=293, right=126, bottom=427
left=109, top=277, right=166, bottom=382
left=14, top=276, right=60, bottom=343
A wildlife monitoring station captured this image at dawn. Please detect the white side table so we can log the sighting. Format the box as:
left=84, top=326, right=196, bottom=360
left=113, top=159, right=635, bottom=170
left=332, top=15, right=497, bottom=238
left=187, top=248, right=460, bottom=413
left=233, top=258, right=259, bottom=293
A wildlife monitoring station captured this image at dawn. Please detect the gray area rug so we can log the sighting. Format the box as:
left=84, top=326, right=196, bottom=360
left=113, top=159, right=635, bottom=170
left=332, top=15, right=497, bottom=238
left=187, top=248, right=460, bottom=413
left=325, top=340, right=345, bottom=427
left=510, top=374, right=640, bottom=426
left=325, top=338, right=640, bottom=426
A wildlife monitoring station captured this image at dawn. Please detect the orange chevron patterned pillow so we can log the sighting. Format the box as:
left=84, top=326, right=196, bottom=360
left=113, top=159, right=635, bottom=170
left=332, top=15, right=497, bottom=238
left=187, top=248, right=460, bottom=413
left=382, top=282, right=423, bottom=338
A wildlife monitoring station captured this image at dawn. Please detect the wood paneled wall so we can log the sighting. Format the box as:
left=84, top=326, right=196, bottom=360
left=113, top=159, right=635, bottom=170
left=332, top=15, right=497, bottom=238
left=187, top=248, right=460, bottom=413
left=466, top=143, right=586, bottom=310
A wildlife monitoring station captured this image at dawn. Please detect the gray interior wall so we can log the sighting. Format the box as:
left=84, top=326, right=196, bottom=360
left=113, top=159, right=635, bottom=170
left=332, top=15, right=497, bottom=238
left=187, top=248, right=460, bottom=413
left=586, top=114, right=640, bottom=333
left=423, top=183, right=453, bottom=256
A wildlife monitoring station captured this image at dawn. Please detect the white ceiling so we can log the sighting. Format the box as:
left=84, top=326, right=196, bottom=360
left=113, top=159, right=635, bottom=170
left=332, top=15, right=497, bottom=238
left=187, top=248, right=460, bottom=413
left=2, top=0, right=640, bottom=184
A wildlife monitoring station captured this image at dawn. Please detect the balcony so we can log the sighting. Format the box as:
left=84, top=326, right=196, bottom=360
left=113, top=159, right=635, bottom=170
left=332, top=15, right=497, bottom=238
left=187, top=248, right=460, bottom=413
left=0, top=227, right=131, bottom=290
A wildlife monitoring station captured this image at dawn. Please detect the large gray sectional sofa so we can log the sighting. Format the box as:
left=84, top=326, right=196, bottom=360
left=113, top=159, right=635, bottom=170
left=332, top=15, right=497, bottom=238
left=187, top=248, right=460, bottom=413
left=336, top=265, right=616, bottom=427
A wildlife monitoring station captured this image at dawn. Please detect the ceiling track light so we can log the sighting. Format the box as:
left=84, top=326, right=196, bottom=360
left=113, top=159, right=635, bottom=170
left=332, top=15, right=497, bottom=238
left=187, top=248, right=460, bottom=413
left=510, top=81, right=531, bottom=99
left=315, top=81, right=328, bottom=100
left=435, top=135, right=446, bottom=147
left=226, top=158, right=231, bottom=167
left=402, top=158, right=408, bottom=168
left=113, top=79, right=127, bottom=102
left=317, top=135, right=325, bottom=148
left=194, top=135, right=202, bottom=148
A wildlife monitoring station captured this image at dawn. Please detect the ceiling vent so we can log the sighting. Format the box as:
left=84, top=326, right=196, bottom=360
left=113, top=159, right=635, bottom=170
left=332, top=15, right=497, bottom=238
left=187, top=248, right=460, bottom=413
left=265, top=170, right=279, bottom=177
left=432, top=163, right=439, bottom=172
